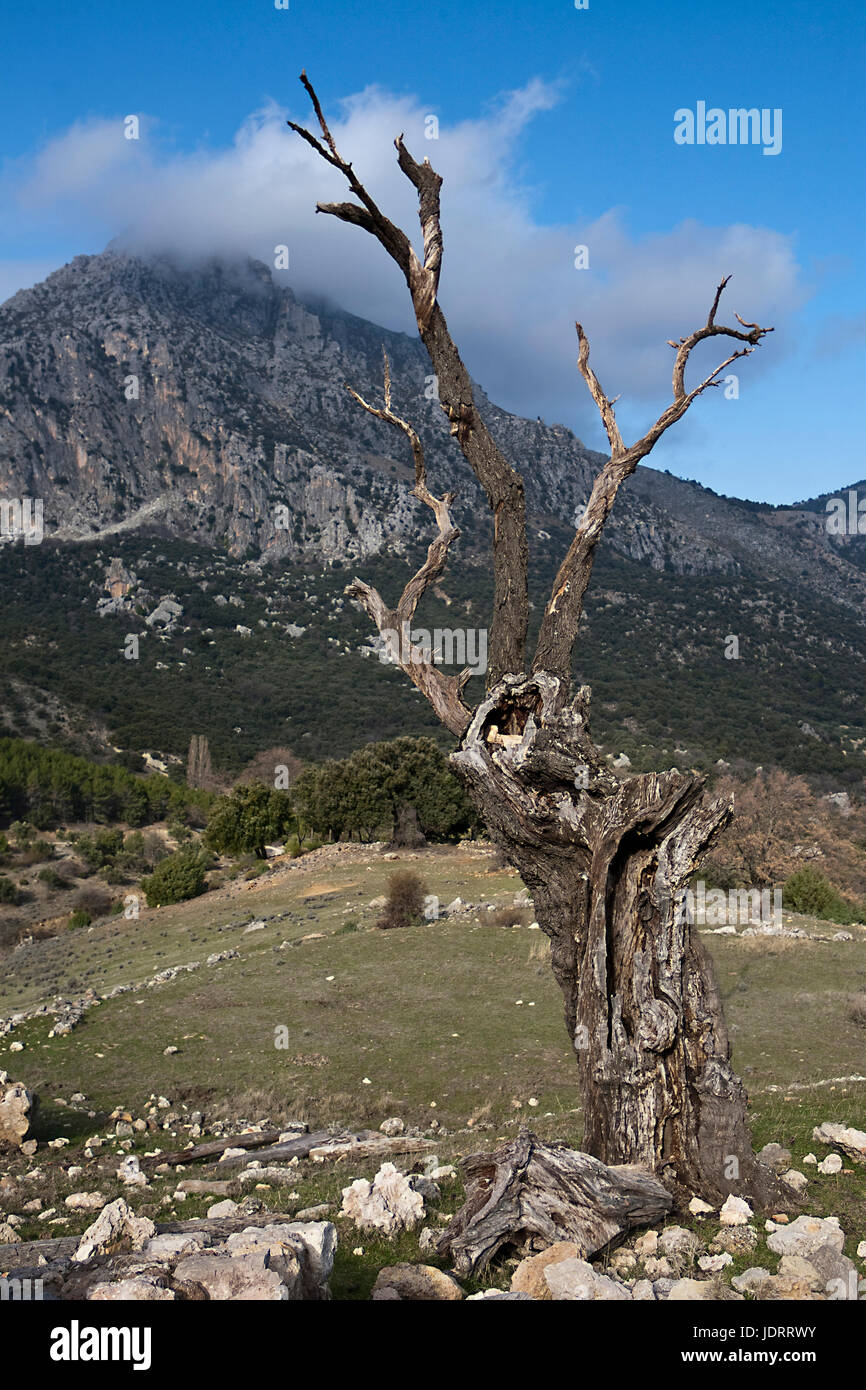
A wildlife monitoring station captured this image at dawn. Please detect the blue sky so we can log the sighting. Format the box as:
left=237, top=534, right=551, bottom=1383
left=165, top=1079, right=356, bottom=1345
left=1, top=0, right=863, bottom=503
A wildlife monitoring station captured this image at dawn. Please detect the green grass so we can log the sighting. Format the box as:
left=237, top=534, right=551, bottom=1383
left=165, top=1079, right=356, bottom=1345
left=2, top=842, right=865, bottom=1296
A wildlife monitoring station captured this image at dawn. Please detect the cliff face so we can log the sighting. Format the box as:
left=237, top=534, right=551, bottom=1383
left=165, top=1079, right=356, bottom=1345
left=0, top=248, right=864, bottom=606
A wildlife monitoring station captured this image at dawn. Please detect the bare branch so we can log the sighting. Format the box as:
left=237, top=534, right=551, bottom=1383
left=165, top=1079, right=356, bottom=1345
left=532, top=279, right=772, bottom=687
left=290, top=72, right=529, bottom=689
left=344, top=350, right=471, bottom=737
left=576, top=323, right=625, bottom=458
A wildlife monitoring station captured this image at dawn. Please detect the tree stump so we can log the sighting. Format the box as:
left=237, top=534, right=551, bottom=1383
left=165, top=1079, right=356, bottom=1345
left=437, top=1130, right=673, bottom=1277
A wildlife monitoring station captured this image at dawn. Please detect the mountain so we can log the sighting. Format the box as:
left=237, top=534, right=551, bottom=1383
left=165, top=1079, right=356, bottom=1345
left=1, top=249, right=866, bottom=787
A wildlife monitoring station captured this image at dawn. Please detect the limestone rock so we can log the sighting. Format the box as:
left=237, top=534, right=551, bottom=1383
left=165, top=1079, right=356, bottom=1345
left=544, top=1257, right=632, bottom=1301
left=340, top=1162, right=425, bottom=1234
left=634, top=1230, right=659, bottom=1257
left=817, top=1153, right=843, bottom=1175
left=781, top=1169, right=808, bottom=1193
left=757, top=1142, right=792, bottom=1171
left=207, top=1199, right=240, bottom=1219
left=812, top=1121, right=866, bottom=1164
left=698, top=1253, right=732, bottom=1273
left=688, top=1197, right=714, bottom=1216
left=0, top=1077, right=37, bottom=1149
left=89, top=1278, right=176, bottom=1301
left=466, top=1290, right=533, bottom=1300
left=766, top=1215, right=844, bottom=1259
left=73, top=1199, right=156, bottom=1263
left=116, top=1155, right=148, bottom=1188
left=379, top=1117, right=405, bottom=1137
left=65, top=1191, right=106, bottom=1212
left=173, top=1249, right=292, bottom=1300
left=510, top=1241, right=581, bottom=1299
left=371, top=1263, right=464, bottom=1301
left=719, top=1194, right=752, bottom=1226
left=732, top=1267, right=772, bottom=1294
left=709, top=1224, right=759, bottom=1256
left=667, top=1277, right=742, bottom=1301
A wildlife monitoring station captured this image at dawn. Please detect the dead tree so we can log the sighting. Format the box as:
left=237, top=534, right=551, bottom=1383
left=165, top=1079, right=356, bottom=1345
left=290, top=74, right=777, bottom=1204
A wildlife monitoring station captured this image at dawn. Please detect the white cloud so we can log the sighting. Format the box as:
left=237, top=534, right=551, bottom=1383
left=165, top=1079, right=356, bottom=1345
left=5, top=81, right=806, bottom=445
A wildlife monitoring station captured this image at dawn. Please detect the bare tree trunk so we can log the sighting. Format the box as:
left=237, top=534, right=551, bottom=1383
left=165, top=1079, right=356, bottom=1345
left=290, top=76, right=779, bottom=1206
left=453, top=673, right=774, bottom=1205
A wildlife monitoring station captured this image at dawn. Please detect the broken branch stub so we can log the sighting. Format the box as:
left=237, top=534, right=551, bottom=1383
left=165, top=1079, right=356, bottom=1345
left=437, top=1130, right=672, bottom=1278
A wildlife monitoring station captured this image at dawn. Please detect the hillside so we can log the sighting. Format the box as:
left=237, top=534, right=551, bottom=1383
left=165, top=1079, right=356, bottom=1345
left=1, top=841, right=865, bottom=1300
left=1, top=250, right=866, bottom=787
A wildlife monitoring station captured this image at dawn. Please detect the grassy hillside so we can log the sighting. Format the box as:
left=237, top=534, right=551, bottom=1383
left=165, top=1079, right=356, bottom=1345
left=2, top=842, right=864, bottom=1297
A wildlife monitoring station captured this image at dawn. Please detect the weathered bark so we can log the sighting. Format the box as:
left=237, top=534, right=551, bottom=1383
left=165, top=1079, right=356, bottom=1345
left=438, top=1130, right=672, bottom=1277
left=452, top=672, right=778, bottom=1206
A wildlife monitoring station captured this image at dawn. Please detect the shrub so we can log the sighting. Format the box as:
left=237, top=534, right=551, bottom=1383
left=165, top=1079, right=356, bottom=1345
left=37, top=866, right=69, bottom=890
left=73, top=885, right=115, bottom=918
left=141, top=845, right=211, bottom=907
left=68, top=909, right=91, bottom=930
left=76, top=828, right=124, bottom=872
left=9, top=821, right=33, bottom=846
left=20, top=839, right=54, bottom=864
left=485, top=905, right=532, bottom=930
left=782, top=866, right=859, bottom=924
left=0, top=876, right=21, bottom=905
left=377, top=869, right=428, bottom=930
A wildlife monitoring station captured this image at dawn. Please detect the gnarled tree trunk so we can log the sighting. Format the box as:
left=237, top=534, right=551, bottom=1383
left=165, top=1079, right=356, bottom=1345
left=291, top=74, right=779, bottom=1207
left=453, top=673, right=773, bottom=1204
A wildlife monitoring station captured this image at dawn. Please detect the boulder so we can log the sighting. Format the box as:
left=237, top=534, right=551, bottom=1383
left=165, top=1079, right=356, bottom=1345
left=89, top=1278, right=176, bottom=1301
left=668, top=1277, right=742, bottom=1301
left=757, top=1142, right=791, bottom=1171
left=72, top=1199, right=156, bottom=1263
left=732, top=1267, right=772, bottom=1294
left=817, top=1153, right=843, bottom=1175
left=371, top=1263, right=464, bottom=1301
left=511, top=1241, right=581, bottom=1299
left=766, top=1215, right=844, bottom=1259
left=206, top=1199, right=240, bottom=1219
left=812, top=1122, right=866, bottom=1164
left=341, top=1162, right=425, bottom=1234
left=544, top=1257, right=632, bottom=1301
left=0, top=1076, right=37, bottom=1149
left=65, top=1191, right=106, bottom=1212
left=173, top=1249, right=292, bottom=1300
